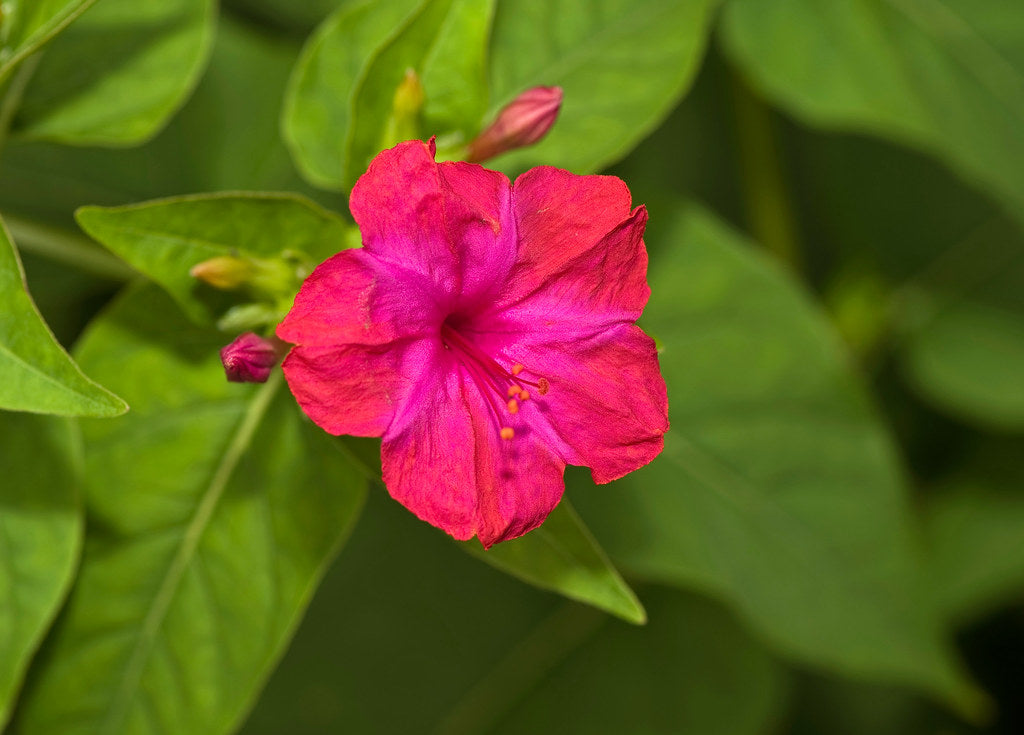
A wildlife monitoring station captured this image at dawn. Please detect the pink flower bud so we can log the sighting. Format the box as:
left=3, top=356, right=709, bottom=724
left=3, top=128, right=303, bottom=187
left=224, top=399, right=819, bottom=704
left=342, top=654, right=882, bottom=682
left=466, top=86, right=563, bottom=163
left=220, top=333, right=281, bottom=383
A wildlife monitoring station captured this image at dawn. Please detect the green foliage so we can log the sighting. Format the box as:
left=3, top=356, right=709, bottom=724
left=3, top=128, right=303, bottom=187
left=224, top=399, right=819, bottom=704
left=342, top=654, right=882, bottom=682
left=0, top=0, right=98, bottom=83
left=0, top=413, right=82, bottom=729
left=574, top=204, right=979, bottom=712
left=0, top=218, right=124, bottom=416
left=461, top=498, right=647, bottom=625
left=11, top=285, right=366, bottom=735
left=76, top=194, right=351, bottom=324
left=13, top=0, right=216, bottom=145
left=486, top=0, right=719, bottom=175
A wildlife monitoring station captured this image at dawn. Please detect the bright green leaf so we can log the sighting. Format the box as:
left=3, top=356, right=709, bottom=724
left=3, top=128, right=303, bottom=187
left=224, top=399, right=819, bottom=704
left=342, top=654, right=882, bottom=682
left=484, top=0, right=719, bottom=175
left=0, top=216, right=125, bottom=416
left=721, top=0, right=1024, bottom=231
left=572, top=203, right=982, bottom=714
left=898, top=219, right=1024, bottom=430
left=0, top=0, right=97, bottom=83
left=283, top=0, right=493, bottom=191
left=12, top=284, right=367, bottom=735
left=75, top=193, right=351, bottom=324
left=461, top=497, right=646, bottom=625
left=0, top=412, right=82, bottom=729
left=13, top=0, right=215, bottom=146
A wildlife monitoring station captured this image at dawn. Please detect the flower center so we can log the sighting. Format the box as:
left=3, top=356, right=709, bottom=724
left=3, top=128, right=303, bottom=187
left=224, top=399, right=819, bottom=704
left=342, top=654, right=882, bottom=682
left=440, top=320, right=548, bottom=440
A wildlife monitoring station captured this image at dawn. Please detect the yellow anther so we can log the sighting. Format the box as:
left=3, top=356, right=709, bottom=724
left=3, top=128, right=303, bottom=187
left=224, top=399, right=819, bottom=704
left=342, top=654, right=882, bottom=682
left=511, top=363, right=524, bottom=376
left=507, top=398, right=519, bottom=414
left=500, top=426, right=515, bottom=440
left=507, top=385, right=520, bottom=398
left=519, top=390, right=530, bottom=401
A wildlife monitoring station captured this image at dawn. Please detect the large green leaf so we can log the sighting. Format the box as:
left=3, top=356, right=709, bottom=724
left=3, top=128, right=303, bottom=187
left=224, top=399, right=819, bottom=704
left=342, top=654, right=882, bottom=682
left=283, top=0, right=493, bottom=191
left=572, top=203, right=981, bottom=713
left=242, top=489, right=787, bottom=735
left=721, top=0, right=1024, bottom=230
left=0, top=216, right=125, bottom=416
left=12, top=284, right=366, bottom=735
left=484, top=0, right=719, bottom=175
left=0, top=0, right=97, bottom=83
left=0, top=413, right=82, bottom=729
left=461, top=497, right=646, bottom=625
left=898, top=218, right=1024, bottom=430
left=13, top=0, right=215, bottom=145
left=76, top=193, right=350, bottom=324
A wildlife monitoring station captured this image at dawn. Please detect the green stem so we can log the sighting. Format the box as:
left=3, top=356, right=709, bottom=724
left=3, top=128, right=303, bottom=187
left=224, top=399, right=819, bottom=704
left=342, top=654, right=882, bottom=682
left=4, top=214, right=135, bottom=281
left=0, top=52, right=39, bottom=157
left=434, top=602, right=607, bottom=735
left=729, top=67, right=802, bottom=271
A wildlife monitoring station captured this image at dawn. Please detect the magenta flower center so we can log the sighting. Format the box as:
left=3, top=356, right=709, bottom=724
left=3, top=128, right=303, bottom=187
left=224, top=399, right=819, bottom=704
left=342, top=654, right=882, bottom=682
left=439, top=318, right=548, bottom=441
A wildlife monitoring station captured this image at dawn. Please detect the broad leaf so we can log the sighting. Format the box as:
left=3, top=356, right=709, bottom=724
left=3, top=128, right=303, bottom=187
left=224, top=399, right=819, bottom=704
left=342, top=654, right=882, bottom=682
left=484, top=0, right=719, bottom=174
left=898, top=218, right=1024, bottom=430
left=0, top=0, right=97, bottom=83
left=572, top=203, right=981, bottom=713
left=0, top=216, right=125, bottom=416
left=461, top=497, right=646, bottom=625
left=721, top=0, right=1024, bottom=231
left=13, top=0, right=215, bottom=145
left=12, top=284, right=366, bottom=735
left=0, top=413, right=82, bottom=729
left=76, top=193, right=350, bottom=324
left=283, top=0, right=493, bottom=190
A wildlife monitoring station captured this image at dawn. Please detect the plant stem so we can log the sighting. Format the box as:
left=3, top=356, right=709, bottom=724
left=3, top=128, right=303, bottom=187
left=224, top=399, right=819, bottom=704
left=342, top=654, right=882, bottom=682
left=729, top=66, right=802, bottom=271
left=4, top=214, right=136, bottom=281
left=434, top=601, right=607, bottom=735
left=0, top=51, right=39, bottom=157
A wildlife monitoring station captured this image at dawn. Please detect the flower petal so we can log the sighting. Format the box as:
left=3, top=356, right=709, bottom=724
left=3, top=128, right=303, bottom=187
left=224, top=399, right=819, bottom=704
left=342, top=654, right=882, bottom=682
left=276, top=248, right=440, bottom=348
left=381, top=343, right=566, bottom=547
left=349, top=140, right=516, bottom=304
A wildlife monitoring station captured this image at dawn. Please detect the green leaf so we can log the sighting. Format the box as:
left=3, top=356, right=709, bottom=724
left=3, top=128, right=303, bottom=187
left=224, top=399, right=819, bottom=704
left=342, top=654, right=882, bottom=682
left=572, top=203, right=982, bottom=714
left=0, top=0, right=97, bottom=83
left=721, top=0, right=1024, bottom=231
left=925, top=449, right=1024, bottom=623
left=13, top=0, right=215, bottom=146
left=484, top=0, right=719, bottom=175
left=898, top=218, right=1024, bottom=430
left=0, top=412, right=82, bottom=729
left=461, top=497, right=646, bottom=625
left=75, top=193, right=351, bottom=324
left=0, top=216, right=125, bottom=416
left=12, top=284, right=367, bottom=735
left=283, top=0, right=493, bottom=191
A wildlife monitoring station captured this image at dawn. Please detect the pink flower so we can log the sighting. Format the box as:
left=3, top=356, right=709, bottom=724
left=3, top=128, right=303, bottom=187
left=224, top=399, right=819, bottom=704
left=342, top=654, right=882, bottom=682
left=220, top=333, right=281, bottom=383
left=277, top=140, right=668, bottom=547
left=467, top=86, right=563, bottom=163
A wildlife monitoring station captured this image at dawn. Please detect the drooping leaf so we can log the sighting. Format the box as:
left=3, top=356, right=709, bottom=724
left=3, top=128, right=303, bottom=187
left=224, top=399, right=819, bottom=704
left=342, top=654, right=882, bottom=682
left=897, top=218, right=1024, bottom=430
left=0, top=412, right=82, bottom=729
left=12, top=284, right=367, bottom=735
left=283, top=0, right=493, bottom=191
left=0, top=216, right=125, bottom=416
left=484, top=0, right=720, bottom=175
left=0, top=0, right=97, bottom=83
left=461, top=496, right=646, bottom=625
left=13, top=0, right=215, bottom=145
left=76, top=193, right=351, bottom=324
left=572, top=203, right=982, bottom=713
left=721, top=0, right=1024, bottom=231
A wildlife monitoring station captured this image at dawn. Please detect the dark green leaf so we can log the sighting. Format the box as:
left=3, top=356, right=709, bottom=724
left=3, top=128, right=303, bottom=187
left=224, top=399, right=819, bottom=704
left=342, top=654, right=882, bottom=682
left=13, top=284, right=366, bottom=735
left=0, top=216, right=125, bottom=416
left=484, top=0, right=719, bottom=175
left=461, top=497, right=646, bottom=625
left=0, top=0, right=97, bottom=83
left=13, top=0, right=215, bottom=145
left=0, top=412, right=82, bottom=729
left=283, top=0, right=493, bottom=190
left=573, top=203, right=982, bottom=713
left=721, top=0, right=1024, bottom=230
left=76, top=193, right=351, bottom=324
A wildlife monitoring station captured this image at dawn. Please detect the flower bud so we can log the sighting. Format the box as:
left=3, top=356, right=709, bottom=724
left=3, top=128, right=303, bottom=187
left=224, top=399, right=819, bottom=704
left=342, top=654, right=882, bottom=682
left=190, top=256, right=255, bottom=290
left=466, top=86, right=563, bottom=163
left=220, top=333, right=282, bottom=383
